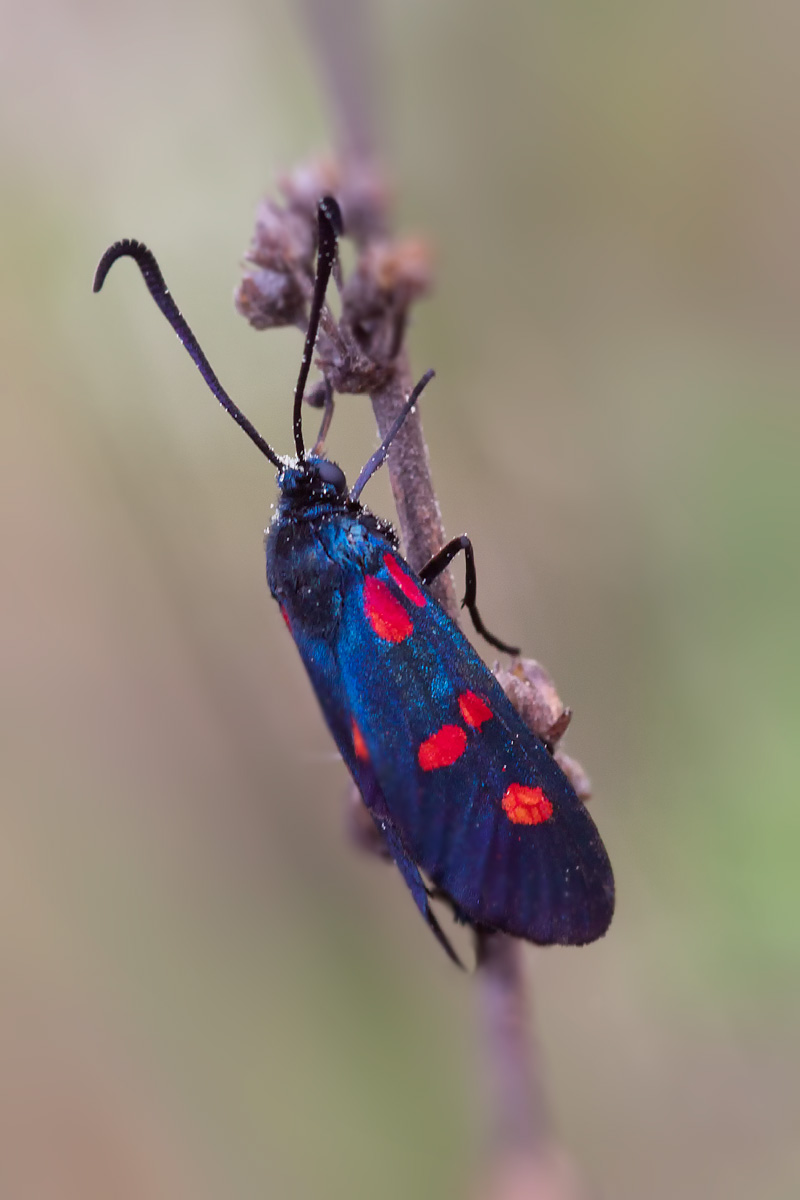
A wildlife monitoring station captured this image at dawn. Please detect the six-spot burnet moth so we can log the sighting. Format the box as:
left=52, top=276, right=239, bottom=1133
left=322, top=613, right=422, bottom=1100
left=94, top=195, right=614, bottom=964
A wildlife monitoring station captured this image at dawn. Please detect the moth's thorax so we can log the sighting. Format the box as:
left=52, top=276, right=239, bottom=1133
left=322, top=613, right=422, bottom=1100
left=265, top=463, right=397, bottom=636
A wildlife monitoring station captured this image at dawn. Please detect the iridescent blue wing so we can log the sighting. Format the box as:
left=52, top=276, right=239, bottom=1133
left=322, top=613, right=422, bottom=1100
left=333, top=547, right=615, bottom=946
left=280, top=581, right=465, bottom=962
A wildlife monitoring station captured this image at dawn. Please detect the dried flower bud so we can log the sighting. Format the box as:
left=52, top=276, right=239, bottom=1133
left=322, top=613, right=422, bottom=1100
left=338, top=164, right=392, bottom=244
left=494, top=658, right=570, bottom=745
left=344, top=237, right=432, bottom=322
left=234, top=267, right=307, bottom=330
left=494, top=658, right=592, bottom=802
left=236, top=192, right=319, bottom=330
left=341, top=237, right=433, bottom=364
left=315, top=339, right=394, bottom=397
left=278, top=156, right=341, bottom=221
left=247, top=198, right=316, bottom=275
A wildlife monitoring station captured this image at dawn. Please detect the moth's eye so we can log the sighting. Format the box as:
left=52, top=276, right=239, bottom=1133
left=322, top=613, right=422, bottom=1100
left=317, top=460, right=347, bottom=492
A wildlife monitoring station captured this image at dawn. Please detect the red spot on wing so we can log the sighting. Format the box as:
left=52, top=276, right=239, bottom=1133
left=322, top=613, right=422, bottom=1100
left=458, top=691, right=493, bottom=728
left=418, top=725, right=467, bottom=771
left=352, top=719, right=369, bottom=762
left=501, top=783, right=554, bottom=826
left=280, top=605, right=291, bottom=630
left=363, top=576, right=413, bottom=643
left=383, top=554, right=426, bottom=607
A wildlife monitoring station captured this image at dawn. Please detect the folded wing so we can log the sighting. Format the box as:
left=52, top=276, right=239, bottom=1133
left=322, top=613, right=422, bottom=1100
left=334, top=551, right=615, bottom=946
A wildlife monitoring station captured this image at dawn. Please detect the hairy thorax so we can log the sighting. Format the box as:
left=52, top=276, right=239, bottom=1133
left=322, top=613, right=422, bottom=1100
left=266, top=501, right=392, bottom=637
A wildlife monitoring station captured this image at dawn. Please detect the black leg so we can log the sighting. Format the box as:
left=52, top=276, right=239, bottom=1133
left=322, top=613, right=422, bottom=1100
left=419, top=535, right=519, bottom=655
left=310, top=377, right=335, bottom=455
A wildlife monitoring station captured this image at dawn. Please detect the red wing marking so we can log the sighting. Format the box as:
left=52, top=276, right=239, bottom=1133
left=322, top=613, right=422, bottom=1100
left=501, top=783, right=554, bottom=826
left=418, top=724, right=467, bottom=771
left=363, top=576, right=413, bottom=643
left=352, top=719, right=369, bottom=762
left=280, top=604, right=291, bottom=630
left=383, top=554, right=426, bottom=607
left=458, top=691, right=493, bottom=728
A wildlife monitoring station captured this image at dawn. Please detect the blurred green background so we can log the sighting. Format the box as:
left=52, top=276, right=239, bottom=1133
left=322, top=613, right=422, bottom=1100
left=1, top=1, right=798, bottom=1196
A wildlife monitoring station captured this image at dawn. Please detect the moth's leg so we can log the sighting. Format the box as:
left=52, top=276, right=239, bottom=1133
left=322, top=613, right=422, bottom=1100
left=419, top=535, right=519, bottom=655
left=310, top=377, right=335, bottom=455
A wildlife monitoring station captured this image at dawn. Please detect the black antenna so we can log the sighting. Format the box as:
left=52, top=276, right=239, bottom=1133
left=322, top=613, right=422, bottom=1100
left=349, top=369, right=435, bottom=502
left=93, top=240, right=283, bottom=469
left=293, top=195, right=343, bottom=461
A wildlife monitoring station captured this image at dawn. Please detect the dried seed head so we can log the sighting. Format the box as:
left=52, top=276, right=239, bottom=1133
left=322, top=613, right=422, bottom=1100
left=341, top=237, right=433, bottom=364
left=344, top=237, right=432, bottom=323
left=235, top=197, right=314, bottom=331
left=338, top=163, right=393, bottom=244
left=236, top=163, right=431, bottom=395
left=236, top=162, right=342, bottom=333
left=495, top=657, right=569, bottom=744
left=247, top=198, right=316, bottom=275
left=494, top=658, right=592, bottom=802
left=277, top=156, right=341, bottom=221
left=234, top=267, right=307, bottom=330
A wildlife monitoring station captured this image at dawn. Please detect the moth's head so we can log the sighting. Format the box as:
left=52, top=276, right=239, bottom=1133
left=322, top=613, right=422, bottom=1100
left=278, top=455, right=348, bottom=504
left=94, top=197, right=432, bottom=511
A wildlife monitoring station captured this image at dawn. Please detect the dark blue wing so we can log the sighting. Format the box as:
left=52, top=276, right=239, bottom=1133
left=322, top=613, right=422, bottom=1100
left=331, top=549, right=614, bottom=946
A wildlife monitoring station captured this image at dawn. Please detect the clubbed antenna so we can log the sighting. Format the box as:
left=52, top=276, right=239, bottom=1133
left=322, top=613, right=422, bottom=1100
left=93, top=240, right=283, bottom=468
left=292, top=195, right=343, bottom=460
left=349, top=369, right=435, bottom=501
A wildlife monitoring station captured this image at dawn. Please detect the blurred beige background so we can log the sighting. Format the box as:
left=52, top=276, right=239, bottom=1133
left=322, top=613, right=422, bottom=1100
left=1, top=1, right=798, bottom=1197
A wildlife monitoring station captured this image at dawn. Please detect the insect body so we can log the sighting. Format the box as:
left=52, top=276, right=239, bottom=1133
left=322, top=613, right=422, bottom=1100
left=95, top=197, right=614, bottom=962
